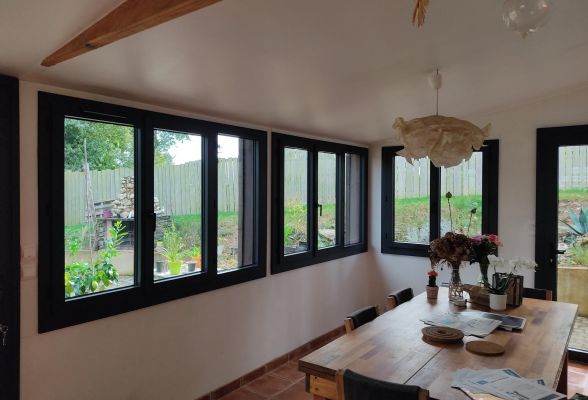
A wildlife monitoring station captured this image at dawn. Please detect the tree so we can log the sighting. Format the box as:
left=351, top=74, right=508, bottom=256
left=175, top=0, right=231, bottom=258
left=64, top=118, right=187, bottom=171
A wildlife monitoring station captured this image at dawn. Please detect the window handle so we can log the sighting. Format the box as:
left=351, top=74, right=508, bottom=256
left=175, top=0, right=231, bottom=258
left=317, top=203, right=323, bottom=217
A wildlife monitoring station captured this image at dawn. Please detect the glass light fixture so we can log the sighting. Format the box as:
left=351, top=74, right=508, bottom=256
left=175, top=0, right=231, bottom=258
left=394, top=70, right=490, bottom=168
left=502, top=0, right=553, bottom=38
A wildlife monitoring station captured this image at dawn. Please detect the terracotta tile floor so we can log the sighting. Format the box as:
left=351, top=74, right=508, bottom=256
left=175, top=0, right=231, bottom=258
left=219, top=360, right=588, bottom=399
left=220, top=362, right=311, bottom=400
left=569, top=362, right=588, bottom=397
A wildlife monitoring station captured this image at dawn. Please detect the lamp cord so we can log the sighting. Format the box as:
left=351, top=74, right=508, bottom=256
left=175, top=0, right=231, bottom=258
left=435, top=68, right=439, bottom=116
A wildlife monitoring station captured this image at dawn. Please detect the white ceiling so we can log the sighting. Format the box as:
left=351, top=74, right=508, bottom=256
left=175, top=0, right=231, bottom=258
left=1, top=0, right=588, bottom=143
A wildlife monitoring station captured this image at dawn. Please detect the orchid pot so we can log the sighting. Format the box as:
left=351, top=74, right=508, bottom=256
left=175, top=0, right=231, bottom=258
left=489, top=293, right=507, bottom=311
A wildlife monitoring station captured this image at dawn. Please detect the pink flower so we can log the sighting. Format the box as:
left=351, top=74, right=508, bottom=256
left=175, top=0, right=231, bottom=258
left=470, top=235, right=484, bottom=244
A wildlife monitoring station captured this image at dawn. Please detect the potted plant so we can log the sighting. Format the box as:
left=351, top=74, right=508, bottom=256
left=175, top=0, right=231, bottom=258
left=426, top=267, right=439, bottom=299
left=484, top=255, right=537, bottom=310
left=186, top=245, right=201, bottom=272
left=162, top=225, right=186, bottom=275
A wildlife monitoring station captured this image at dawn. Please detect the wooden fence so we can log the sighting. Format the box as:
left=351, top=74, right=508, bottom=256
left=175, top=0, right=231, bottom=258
left=395, top=153, right=484, bottom=199
left=64, top=156, right=337, bottom=225
left=64, top=144, right=588, bottom=224
left=559, top=145, right=588, bottom=189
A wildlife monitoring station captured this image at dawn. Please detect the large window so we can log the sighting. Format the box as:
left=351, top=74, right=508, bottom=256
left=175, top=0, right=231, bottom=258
left=38, top=93, right=267, bottom=332
left=271, top=133, right=368, bottom=273
left=381, top=141, right=498, bottom=256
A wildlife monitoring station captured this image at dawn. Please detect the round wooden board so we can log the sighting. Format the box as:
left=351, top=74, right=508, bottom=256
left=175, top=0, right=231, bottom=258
left=421, top=326, right=464, bottom=343
left=466, top=340, right=505, bottom=356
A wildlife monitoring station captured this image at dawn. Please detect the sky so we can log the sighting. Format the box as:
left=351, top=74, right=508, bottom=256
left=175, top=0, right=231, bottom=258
left=168, top=134, right=239, bottom=165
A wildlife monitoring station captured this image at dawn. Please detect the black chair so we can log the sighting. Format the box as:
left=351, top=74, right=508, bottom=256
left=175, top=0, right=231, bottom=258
left=386, top=287, right=414, bottom=310
left=344, top=305, right=379, bottom=333
left=523, top=287, right=553, bottom=301
left=336, top=369, right=429, bottom=400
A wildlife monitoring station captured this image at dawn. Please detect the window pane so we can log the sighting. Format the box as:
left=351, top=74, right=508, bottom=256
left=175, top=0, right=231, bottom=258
left=284, top=148, right=309, bottom=255
left=218, top=134, right=256, bottom=271
left=318, top=152, right=337, bottom=249
left=154, top=130, right=202, bottom=280
left=440, top=152, right=483, bottom=235
left=64, top=118, right=135, bottom=298
left=394, top=156, right=430, bottom=244
left=344, top=153, right=361, bottom=245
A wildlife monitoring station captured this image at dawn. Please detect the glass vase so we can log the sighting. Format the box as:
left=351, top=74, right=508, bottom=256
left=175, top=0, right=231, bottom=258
left=479, top=262, right=489, bottom=286
left=449, top=263, right=464, bottom=300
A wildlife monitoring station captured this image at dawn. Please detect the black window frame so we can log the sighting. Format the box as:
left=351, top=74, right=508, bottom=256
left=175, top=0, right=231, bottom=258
left=381, top=140, right=499, bottom=257
left=38, top=92, right=267, bottom=332
left=271, top=133, right=368, bottom=274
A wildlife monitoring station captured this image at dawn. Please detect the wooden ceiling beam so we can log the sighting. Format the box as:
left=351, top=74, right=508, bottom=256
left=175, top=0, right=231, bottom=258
left=41, top=0, right=222, bottom=67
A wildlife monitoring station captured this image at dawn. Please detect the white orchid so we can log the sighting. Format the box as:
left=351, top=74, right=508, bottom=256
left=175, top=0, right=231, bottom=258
left=487, top=255, right=507, bottom=270
left=511, top=257, right=538, bottom=273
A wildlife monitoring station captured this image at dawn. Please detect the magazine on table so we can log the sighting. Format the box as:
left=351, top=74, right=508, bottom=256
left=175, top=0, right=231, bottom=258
left=452, top=368, right=565, bottom=400
left=421, top=312, right=502, bottom=337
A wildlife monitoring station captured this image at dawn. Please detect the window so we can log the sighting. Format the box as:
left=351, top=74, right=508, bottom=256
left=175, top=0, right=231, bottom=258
left=38, top=93, right=267, bottom=332
left=381, top=141, right=498, bottom=256
left=271, top=133, right=368, bottom=273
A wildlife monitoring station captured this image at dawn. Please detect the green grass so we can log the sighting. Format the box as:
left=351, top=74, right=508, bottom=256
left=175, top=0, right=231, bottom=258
left=283, top=203, right=336, bottom=250
left=559, top=188, right=588, bottom=202
left=394, top=194, right=484, bottom=243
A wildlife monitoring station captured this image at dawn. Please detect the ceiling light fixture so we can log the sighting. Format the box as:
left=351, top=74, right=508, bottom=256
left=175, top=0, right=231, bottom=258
left=393, top=70, right=490, bottom=168
left=502, top=0, right=553, bottom=38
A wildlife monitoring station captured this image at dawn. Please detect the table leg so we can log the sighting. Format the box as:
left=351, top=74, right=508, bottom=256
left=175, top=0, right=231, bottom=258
left=306, top=373, right=337, bottom=399
left=557, top=351, right=568, bottom=395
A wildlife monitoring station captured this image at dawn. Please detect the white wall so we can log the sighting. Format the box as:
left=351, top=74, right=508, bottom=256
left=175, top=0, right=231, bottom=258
left=369, top=85, right=588, bottom=306
left=19, top=81, right=374, bottom=400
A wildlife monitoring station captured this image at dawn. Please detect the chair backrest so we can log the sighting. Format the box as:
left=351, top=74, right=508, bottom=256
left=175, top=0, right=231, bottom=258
left=336, top=369, right=429, bottom=400
left=386, top=287, right=414, bottom=310
left=344, top=305, right=379, bottom=333
left=523, top=287, right=553, bottom=301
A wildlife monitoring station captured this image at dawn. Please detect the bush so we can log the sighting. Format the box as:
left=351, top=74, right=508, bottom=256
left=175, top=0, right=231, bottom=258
left=64, top=221, right=126, bottom=298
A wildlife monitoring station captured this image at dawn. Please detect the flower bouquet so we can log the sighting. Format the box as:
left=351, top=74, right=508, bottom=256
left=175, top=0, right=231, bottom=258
left=470, top=234, right=502, bottom=285
left=429, top=231, right=472, bottom=300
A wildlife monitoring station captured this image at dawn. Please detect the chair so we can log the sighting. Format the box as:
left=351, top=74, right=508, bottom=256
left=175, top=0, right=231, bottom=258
left=523, top=287, right=553, bottom=301
left=336, top=369, right=429, bottom=400
left=344, top=305, right=379, bottom=333
left=386, top=287, right=414, bottom=310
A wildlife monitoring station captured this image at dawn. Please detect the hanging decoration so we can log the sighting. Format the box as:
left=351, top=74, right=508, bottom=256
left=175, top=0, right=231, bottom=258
left=502, top=0, right=553, bottom=38
left=393, top=70, right=490, bottom=168
left=412, top=0, right=429, bottom=27
left=410, top=0, right=553, bottom=38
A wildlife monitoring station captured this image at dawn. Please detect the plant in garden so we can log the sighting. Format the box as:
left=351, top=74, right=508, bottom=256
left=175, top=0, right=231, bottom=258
left=284, top=200, right=309, bottom=248
left=562, top=208, right=588, bottom=237
left=568, top=241, right=588, bottom=266
left=162, top=224, right=187, bottom=274
left=188, top=245, right=201, bottom=260
left=64, top=221, right=126, bottom=298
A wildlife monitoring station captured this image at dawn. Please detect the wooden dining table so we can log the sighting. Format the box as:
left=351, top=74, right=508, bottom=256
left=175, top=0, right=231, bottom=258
left=298, top=287, right=578, bottom=399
